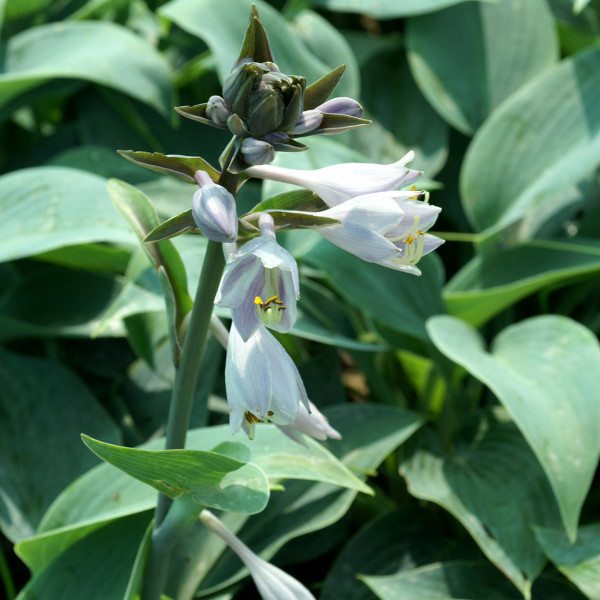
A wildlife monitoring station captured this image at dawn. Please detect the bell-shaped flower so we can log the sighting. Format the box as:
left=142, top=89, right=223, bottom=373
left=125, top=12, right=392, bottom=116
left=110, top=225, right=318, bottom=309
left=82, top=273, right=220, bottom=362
left=192, top=170, right=238, bottom=242
left=310, top=191, right=444, bottom=275
left=225, top=322, right=309, bottom=439
left=215, top=213, right=299, bottom=341
left=276, top=400, right=341, bottom=446
left=200, top=510, right=317, bottom=600
left=245, top=151, right=421, bottom=207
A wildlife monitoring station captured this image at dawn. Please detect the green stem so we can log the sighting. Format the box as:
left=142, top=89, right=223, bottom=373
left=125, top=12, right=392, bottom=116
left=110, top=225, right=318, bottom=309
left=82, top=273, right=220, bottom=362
left=0, top=541, right=16, bottom=600
left=141, top=167, right=238, bottom=600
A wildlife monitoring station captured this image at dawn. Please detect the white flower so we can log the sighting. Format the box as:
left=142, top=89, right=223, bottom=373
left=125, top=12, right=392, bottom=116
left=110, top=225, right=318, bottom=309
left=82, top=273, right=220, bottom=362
left=225, top=322, right=309, bottom=438
left=192, top=170, right=238, bottom=242
left=316, top=190, right=443, bottom=274
left=215, top=213, right=299, bottom=341
left=245, top=151, right=421, bottom=207
left=271, top=190, right=443, bottom=275
left=200, top=510, right=317, bottom=600
left=276, top=400, right=341, bottom=446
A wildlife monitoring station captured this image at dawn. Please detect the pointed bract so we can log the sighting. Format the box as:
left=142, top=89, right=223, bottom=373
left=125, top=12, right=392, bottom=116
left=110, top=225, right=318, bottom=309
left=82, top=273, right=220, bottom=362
left=234, top=5, right=275, bottom=69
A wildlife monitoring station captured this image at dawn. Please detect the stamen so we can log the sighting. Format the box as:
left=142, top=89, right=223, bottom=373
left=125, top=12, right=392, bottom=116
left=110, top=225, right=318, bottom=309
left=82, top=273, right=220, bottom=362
left=254, top=293, right=287, bottom=326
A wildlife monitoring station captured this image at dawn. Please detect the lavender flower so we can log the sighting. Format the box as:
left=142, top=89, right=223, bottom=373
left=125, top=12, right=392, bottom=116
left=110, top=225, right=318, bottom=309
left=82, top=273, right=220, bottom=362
left=215, top=213, right=299, bottom=341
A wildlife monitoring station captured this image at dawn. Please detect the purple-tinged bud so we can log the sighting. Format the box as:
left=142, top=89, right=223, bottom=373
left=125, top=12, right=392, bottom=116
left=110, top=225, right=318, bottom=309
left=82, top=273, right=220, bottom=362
left=192, top=170, right=238, bottom=243
left=315, top=97, right=364, bottom=118
left=206, top=95, right=230, bottom=127
left=240, top=137, right=275, bottom=166
left=227, top=113, right=250, bottom=137
left=289, top=110, right=323, bottom=135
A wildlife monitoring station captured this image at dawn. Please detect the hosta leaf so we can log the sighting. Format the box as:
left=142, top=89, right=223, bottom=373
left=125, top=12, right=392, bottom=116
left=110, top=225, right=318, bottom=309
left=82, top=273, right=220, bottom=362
left=0, top=167, right=134, bottom=263
left=401, top=420, right=561, bottom=596
left=461, top=44, right=600, bottom=234
left=304, top=0, right=495, bottom=18
left=0, top=351, right=120, bottom=542
left=427, top=315, right=600, bottom=542
left=444, top=239, right=600, bottom=327
left=407, top=0, right=557, bottom=134
left=1, top=21, right=172, bottom=114
left=535, top=524, right=600, bottom=600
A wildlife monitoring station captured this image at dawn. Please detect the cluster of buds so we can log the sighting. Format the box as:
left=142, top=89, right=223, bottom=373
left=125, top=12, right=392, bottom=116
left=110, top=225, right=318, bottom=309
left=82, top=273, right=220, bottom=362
left=175, top=7, right=368, bottom=171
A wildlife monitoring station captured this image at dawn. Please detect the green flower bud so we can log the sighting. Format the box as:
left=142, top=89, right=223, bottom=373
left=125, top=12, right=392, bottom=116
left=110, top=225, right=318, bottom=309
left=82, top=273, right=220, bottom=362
left=222, top=61, right=306, bottom=139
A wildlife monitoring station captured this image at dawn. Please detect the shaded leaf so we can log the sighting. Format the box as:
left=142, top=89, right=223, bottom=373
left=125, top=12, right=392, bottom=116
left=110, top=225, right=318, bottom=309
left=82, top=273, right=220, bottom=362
left=0, top=167, right=134, bottom=263
left=0, top=351, right=120, bottom=542
left=461, top=44, right=600, bottom=234
left=407, top=0, right=558, bottom=134
left=427, top=315, right=600, bottom=541
left=1, top=21, right=172, bottom=114
left=535, top=524, right=600, bottom=600
left=444, top=239, right=600, bottom=327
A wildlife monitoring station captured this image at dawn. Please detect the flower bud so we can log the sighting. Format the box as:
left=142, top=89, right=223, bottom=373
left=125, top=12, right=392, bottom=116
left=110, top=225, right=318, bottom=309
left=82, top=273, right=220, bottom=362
left=192, top=171, right=238, bottom=243
left=222, top=61, right=306, bottom=140
left=240, top=137, right=275, bottom=166
left=315, top=97, right=364, bottom=118
left=227, top=113, right=250, bottom=137
left=205, top=95, right=230, bottom=127
left=289, top=110, right=323, bottom=135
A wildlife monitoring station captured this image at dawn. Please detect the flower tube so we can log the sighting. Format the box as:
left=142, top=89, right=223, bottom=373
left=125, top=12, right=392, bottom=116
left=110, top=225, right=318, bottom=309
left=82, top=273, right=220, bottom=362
left=245, top=151, right=421, bottom=207
left=200, top=510, right=317, bottom=600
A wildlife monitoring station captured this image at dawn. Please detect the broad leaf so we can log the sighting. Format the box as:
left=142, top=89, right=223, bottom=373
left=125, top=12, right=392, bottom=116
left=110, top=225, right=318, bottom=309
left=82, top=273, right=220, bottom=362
left=0, top=167, right=135, bottom=263
left=0, top=351, right=120, bottom=542
left=407, top=0, right=557, bottom=134
left=302, top=241, right=446, bottom=343
left=1, top=21, right=172, bottom=114
left=427, top=315, right=600, bottom=542
left=444, top=239, right=600, bottom=327
left=15, top=513, right=151, bottom=600
left=401, top=419, right=562, bottom=596
left=535, top=524, right=600, bottom=600
left=461, top=45, right=600, bottom=234
left=17, top=420, right=373, bottom=573
left=304, top=0, right=494, bottom=18
left=361, top=560, right=585, bottom=600
left=321, top=509, right=479, bottom=600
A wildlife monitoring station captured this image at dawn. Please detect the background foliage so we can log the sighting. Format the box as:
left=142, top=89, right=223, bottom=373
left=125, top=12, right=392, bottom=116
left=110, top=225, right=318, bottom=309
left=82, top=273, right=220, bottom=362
left=1, top=0, right=600, bottom=599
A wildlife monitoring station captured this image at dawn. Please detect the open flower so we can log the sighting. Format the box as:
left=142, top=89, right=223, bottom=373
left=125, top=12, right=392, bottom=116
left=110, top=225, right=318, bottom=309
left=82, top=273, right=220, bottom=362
left=225, top=322, right=309, bottom=438
left=191, top=170, right=238, bottom=242
left=215, top=213, right=299, bottom=341
left=245, top=151, right=421, bottom=207
left=200, top=510, right=317, bottom=600
left=276, top=400, right=341, bottom=446
left=282, top=191, right=443, bottom=275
